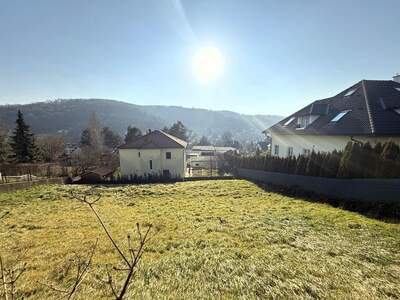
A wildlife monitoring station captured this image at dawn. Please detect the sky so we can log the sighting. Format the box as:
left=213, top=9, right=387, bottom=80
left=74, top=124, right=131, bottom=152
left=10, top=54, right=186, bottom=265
left=0, top=0, right=400, bottom=116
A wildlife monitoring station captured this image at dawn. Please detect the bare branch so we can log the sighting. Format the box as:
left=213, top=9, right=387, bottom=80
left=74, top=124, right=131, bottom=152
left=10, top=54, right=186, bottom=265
left=71, top=189, right=154, bottom=300
left=0, top=211, right=9, bottom=221
left=70, top=190, right=131, bottom=267
left=40, top=239, right=98, bottom=299
left=0, top=255, right=8, bottom=300
left=0, top=256, right=26, bottom=300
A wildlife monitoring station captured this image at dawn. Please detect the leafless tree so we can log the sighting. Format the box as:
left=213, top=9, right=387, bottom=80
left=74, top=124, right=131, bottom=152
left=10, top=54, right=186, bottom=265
left=0, top=211, right=26, bottom=300
left=0, top=257, right=26, bottom=300
left=70, top=189, right=152, bottom=300
left=39, top=240, right=98, bottom=299
left=36, top=134, right=66, bottom=162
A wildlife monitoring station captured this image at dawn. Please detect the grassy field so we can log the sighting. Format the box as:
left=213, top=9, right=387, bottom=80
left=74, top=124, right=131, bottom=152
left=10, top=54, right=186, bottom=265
left=0, top=180, right=399, bottom=299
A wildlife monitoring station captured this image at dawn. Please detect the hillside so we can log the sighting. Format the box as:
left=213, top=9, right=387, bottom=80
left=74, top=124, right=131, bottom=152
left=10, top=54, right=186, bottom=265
left=0, top=99, right=282, bottom=142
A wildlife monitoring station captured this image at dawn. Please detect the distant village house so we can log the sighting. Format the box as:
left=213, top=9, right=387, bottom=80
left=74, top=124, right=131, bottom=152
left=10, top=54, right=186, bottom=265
left=119, top=130, right=187, bottom=179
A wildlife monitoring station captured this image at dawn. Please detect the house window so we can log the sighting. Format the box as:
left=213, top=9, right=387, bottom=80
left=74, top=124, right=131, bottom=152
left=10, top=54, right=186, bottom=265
left=284, top=117, right=295, bottom=126
left=331, top=110, right=351, bottom=122
left=166, top=152, right=171, bottom=159
left=287, top=147, right=293, bottom=157
left=274, top=145, right=279, bottom=156
left=297, top=115, right=319, bottom=129
left=138, top=152, right=140, bottom=157
left=297, top=116, right=310, bottom=129
left=149, top=160, right=153, bottom=169
left=303, top=149, right=311, bottom=156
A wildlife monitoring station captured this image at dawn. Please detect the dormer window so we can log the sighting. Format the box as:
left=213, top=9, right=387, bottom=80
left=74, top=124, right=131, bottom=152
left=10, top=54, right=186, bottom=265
left=283, top=117, right=295, bottom=126
left=394, top=87, right=400, bottom=92
left=331, top=110, right=351, bottom=122
left=344, top=88, right=357, bottom=97
left=296, top=115, right=319, bottom=129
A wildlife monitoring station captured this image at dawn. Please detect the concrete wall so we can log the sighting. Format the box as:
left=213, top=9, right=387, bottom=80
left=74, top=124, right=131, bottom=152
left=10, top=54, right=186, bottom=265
left=271, top=134, right=400, bottom=158
left=119, top=148, right=186, bottom=178
left=237, top=168, right=400, bottom=203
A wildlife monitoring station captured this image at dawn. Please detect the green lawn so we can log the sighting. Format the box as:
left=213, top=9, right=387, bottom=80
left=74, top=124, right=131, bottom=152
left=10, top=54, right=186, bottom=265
left=0, top=180, right=399, bottom=299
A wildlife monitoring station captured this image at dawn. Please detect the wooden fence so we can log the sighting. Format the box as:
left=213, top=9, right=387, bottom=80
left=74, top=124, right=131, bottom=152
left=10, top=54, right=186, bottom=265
left=0, top=178, right=66, bottom=193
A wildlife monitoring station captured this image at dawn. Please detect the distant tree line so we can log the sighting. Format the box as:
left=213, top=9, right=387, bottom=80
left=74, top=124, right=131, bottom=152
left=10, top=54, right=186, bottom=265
left=0, top=109, right=251, bottom=172
left=0, top=111, right=198, bottom=169
left=228, top=141, right=400, bottom=179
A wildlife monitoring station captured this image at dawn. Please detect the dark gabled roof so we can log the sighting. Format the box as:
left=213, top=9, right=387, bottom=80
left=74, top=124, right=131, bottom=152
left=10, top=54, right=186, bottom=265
left=266, top=80, right=400, bottom=136
left=119, top=130, right=187, bottom=149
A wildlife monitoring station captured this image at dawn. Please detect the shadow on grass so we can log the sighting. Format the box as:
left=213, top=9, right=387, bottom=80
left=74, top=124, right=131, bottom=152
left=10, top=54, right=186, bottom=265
left=252, top=181, right=400, bottom=224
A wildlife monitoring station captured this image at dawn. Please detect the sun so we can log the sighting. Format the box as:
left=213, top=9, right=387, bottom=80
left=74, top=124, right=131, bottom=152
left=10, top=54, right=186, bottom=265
left=192, top=46, right=224, bottom=83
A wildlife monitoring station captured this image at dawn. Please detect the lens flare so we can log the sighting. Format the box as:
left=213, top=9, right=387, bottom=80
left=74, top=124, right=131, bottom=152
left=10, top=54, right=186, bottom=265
left=192, top=46, right=224, bottom=83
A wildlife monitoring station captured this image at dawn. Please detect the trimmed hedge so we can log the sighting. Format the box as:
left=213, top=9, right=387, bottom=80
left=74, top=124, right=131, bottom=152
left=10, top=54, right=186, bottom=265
left=228, top=141, right=400, bottom=179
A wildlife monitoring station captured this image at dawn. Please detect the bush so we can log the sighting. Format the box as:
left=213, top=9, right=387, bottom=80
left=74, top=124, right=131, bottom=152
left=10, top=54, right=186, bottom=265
left=229, top=140, right=400, bottom=179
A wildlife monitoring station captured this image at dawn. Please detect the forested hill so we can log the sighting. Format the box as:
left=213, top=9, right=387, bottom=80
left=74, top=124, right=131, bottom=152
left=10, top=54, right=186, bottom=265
left=0, top=99, right=282, bottom=142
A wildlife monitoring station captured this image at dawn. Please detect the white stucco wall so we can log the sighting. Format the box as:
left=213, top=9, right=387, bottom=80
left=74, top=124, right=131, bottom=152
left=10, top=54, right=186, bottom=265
left=271, top=134, right=400, bottom=158
left=119, top=148, right=186, bottom=178
left=188, top=156, right=218, bottom=169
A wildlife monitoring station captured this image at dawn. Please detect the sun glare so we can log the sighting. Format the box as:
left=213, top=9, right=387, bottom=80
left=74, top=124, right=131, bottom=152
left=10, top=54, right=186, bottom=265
left=192, top=46, right=224, bottom=83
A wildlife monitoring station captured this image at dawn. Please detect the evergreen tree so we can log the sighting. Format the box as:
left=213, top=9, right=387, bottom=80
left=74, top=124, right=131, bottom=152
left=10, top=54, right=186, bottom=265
left=360, top=142, right=374, bottom=178
left=289, top=156, right=297, bottom=173
left=124, top=126, right=142, bottom=144
left=198, top=136, right=211, bottom=146
left=319, top=152, right=331, bottom=177
left=0, top=127, right=10, bottom=163
left=102, top=127, right=122, bottom=149
left=393, top=151, right=400, bottom=178
left=338, top=142, right=353, bottom=178
left=9, top=110, right=37, bottom=163
left=164, top=121, right=188, bottom=141
left=338, top=142, right=365, bottom=178
left=379, top=141, right=400, bottom=178
left=305, top=151, right=320, bottom=176
left=372, top=142, right=384, bottom=177
left=326, top=150, right=341, bottom=178
left=80, top=129, right=91, bottom=147
left=295, top=155, right=308, bottom=175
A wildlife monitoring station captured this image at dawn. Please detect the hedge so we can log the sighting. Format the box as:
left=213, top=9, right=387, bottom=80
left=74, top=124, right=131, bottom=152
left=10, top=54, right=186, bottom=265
left=227, top=141, right=400, bottom=179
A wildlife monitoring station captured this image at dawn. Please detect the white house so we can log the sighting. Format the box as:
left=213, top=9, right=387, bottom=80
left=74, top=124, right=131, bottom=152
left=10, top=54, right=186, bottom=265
left=265, top=76, right=400, bottom=158
left=187, top=145, right=237, bottom=169
left=119, top=130, right=187, bottom=178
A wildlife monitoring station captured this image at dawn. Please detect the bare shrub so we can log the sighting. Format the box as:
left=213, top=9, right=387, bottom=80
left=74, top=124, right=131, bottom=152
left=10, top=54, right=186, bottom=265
left=71, top=189, right=153, bottom=299
left=39, top=240, right=98, bottom=299
left=0, top=212, right=26, bottom=300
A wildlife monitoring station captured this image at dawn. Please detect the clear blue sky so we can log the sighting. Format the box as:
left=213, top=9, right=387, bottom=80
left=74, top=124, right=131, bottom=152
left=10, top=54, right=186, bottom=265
left=1, top=0, right=399, bottom=115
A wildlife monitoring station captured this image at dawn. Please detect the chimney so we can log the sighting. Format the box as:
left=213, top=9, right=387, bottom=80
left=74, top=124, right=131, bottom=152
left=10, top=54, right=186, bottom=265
left=393, top=73, right=400, bottom=83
